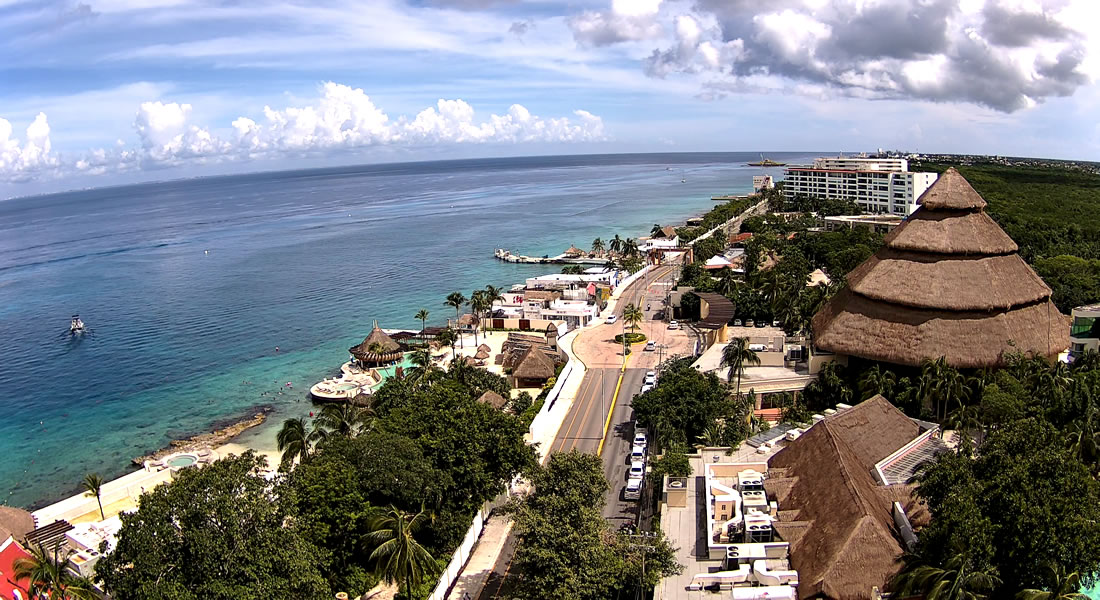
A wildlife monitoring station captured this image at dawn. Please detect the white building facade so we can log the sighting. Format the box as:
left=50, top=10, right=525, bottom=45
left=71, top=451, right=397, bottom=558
left=783, top=157, right=938, bottom=216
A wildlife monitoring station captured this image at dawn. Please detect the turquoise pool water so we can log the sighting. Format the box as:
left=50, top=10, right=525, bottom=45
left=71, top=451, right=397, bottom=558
left=376, top=354, right=417, bottom=381
left=166, top=455, right=197, bottom=468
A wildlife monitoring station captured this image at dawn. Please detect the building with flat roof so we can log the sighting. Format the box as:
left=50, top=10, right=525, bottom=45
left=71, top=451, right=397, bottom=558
left=784, top=157, right=937, bottom=216
left=1071, top=303, right=1100, bottom=358
left=822, top=214, right=904, bottom=234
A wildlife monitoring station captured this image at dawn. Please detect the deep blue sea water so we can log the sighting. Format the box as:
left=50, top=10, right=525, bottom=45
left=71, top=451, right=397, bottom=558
left=0, top=152, right=811, bottom=508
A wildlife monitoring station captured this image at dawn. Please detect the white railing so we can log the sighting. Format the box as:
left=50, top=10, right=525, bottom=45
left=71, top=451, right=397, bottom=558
left=429, top=501, right=491, bottom=600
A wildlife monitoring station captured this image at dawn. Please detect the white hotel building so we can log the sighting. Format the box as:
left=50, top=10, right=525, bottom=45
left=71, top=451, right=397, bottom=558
left=783, top=157, right=938, bottom=215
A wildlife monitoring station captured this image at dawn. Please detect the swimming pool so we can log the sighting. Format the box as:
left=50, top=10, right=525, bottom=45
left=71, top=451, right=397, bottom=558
left=376, top=354, right=417, bottom=381
left=166, top=454, right=198, bottom=468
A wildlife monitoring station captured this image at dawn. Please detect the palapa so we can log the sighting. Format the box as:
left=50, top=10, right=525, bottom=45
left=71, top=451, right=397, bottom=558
left=812, top=168, right=1068, bottom=368
left=475, top=348, right=491, bottom=360
left=0, top=505, right=34, bottom=543
left=564, top=244, right=585, bottom=257
left=765, top=396, right=929, bottom=600
left=349, top=321, right=403, bottom=363
left=477, top=343, right=491, bottom=353
left=512, top=345, right=556, bottom=381
left=476, top=390, right=508, bottom=410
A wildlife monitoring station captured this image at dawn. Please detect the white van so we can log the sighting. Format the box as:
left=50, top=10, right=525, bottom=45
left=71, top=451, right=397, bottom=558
left=624, top=478, right=643, bottom=501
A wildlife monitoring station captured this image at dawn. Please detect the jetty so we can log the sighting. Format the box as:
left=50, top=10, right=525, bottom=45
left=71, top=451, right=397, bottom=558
left=494, top=248, right=609, bottom=265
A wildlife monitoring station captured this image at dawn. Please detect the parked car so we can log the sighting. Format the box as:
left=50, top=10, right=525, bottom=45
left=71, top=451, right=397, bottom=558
left=640, top=383, right=653, bottom=394
left=606, top=315, right=618, bottom=324
left=756, top=320, right=767, bottom=328
left=630, top=445, right=646, bottom=462
left=668, top=320, right=680, bottom=330
left=733, top=319, right=742, bottom=326
left=644, top=340, right=656, bottom=352
left=624, top=478, right=643, bottom=501
left=745, top=319, right=755, bottom=327
left=772, top=320, right=781, bottom=327
left=634, top=432, right=648, bottom=448
left=644, top=371, right=657, bottom=385
left=629, top=461, right=645, bottom=479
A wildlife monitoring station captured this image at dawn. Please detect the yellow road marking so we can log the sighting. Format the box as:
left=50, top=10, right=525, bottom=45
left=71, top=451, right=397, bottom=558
left=569, top=369, right=604, bottom=451
left=555, top=370, right=599, bottom=453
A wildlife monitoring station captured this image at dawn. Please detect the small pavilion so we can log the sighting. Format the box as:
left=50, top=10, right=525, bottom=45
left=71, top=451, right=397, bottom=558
left=349, top=321, right=404, bottom=367
left=812, top=168, right=1068, bottom=369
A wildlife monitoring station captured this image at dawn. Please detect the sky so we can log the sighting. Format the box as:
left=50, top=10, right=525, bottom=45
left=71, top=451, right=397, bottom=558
left=1, top=0, right=1099, bottom=197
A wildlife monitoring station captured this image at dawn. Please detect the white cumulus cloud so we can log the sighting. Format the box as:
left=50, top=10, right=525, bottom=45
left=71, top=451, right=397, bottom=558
left=569, top=0, right=665, bottom=46
left=0, top=113, right=59, bottom=182
left=0, top=82, right=606, bottom=184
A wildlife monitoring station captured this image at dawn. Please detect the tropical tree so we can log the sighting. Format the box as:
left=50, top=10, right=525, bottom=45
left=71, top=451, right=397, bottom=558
left=366, top=507, right=437, bottom=596
left=891, top=551, right=1001, bottom=600
left=1066, top=410, right=1100, bottom=475
left=469, top=289, right=489, bottom=347
left=859, top=364, right=897, bottom=400
left=610, top=234, right=623, bottom=255
left=922, top=357, right=970, bottom=421
left=82, top=473, right=105, bottom=521
left=622, top=303, right=643, bottom=334
left=414, top=308, right=429, bottom=333
left=13, top=540, right=99, bottom=600
left=314, top=402, right=373, bottom=439
left=1016, top=566, right=1089, bottom=600
left=623, top=237, right=639, bottom=257
left=444, top=292, right=467, bottom=348
left=591, top=238, right=604, bottom=256
left=435, top=327, right=458, bottom=361
left=277, top=417, right=320, bottom=469
left=715, top=267, right=739, bottom=296
left=721, top=337, right=761, bottom=396
left=405, top=348, right=439, bottom=386
left=483, top=285, right=504, bottom=315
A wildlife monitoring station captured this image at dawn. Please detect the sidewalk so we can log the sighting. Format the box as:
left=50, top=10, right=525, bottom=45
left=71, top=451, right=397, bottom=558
left=446, top=518, right=514, bottom=600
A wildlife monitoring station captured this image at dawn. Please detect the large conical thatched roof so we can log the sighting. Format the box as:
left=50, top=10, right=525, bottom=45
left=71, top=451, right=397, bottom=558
left=476, top=390, right=508, bottom=410
left=0, top=505, right=33, bottom=542
left=349, top=321, right=403, bottom=362
left=512, top=345, right=556, bottom=381
left=812, top=168, right=1068, bottom=368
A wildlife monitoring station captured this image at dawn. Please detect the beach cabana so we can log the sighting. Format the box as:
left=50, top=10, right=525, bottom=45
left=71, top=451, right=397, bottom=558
left=349, top=321, right=404, bottom=366
left=476, top=390, right=508, bottom=410
left=0, top=506, right=34, bottom=544
left=512, top=345, right=556, bottom=388
left=475, top=348, right=491, bottom=360
left=812, top=168, right=1068, bottom=368
left=477, top=343, right=491, bottom=353
left=564, top=244, right=585, bottom=257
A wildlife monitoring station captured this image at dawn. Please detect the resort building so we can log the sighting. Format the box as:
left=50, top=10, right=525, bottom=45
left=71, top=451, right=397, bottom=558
left=783, top=157, right=938, bottom=215
left=656, top=397, right=940, bottom=600
left=753, top=175, right=775, bottom=192
left=822, top=214, right=904, bottom=234
left=812, top=168, right=1069, bottom=369
left=1071, top=303, right=1100, bottom=358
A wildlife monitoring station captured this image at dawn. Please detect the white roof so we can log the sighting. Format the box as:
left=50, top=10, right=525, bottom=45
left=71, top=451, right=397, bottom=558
left=705, top=255, right=733, bottom=268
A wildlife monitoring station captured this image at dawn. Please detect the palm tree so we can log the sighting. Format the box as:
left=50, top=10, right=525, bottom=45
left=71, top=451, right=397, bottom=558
left=276, top=416, right=319, bottom=468
left=314, top=402, right=373, bottom=439
left=1066, top=411, right=1100, bottom=475
left=859, top=364, right=897, bottom=400
left=367, top=507, right=438, bottom=596
left=623, top=237, right=639, bottom=257
left=483, top=284, right=504, bottom=316
left=414, top=308, right=429, bottom=333
left=697, top=423, right=723, bottom=447
left=405, top=348, right=439, bottom=385
left=622, top=303, right=643, bottom=334
left=1016, top=565, right=1089, bottom=600
left=721, top=337, right=761, bottom=396
left=921, top=356, right=969, bottom=421
left=82, top=473, right=105, bottom=521
left=444, top=292, right=467, bottom=348
left=610, top=234, right=623, bottom=255
left=436, top=327, right=458, bottom=361
left=13, top=539, right=99, bottom=600
left=591, top=237, right=604, bottom=256
left=651, top=224, right=664, bottom=238
left=891, top=551, right=1001, bottom=600
left=469, top=289, right=489, bottom=347
left=945, top=403, right=984, bottom=447
left=716, top=267, right=739, bottom=296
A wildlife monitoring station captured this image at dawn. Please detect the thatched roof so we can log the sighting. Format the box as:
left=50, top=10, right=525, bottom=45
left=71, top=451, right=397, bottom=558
left=512, top=345, right=556, bottom=381
left=767, top=396, right=922, bottom=600
left=564, top=244, right=585, bottom=256
left=0, top=506, right=33, bottom=542
left=477, top=390, right=508, bottom=410
left=812, top=168, right=1068, bottom=368
left=350, top=321, right=401, bottom=359
left=475, top=348, right=491, bottom=360
left=478, top=343, right=491, bottom=352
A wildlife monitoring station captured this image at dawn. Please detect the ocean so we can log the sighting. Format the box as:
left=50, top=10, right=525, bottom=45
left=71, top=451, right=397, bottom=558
left=0, top=152, right=810, bottom=509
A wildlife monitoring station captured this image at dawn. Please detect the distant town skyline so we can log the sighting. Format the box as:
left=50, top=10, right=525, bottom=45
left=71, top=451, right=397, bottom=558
left=2, top=0, right=1098, bottom=196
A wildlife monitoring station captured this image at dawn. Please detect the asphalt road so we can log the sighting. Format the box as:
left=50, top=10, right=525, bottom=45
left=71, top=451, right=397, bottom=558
left=477, top=263, right=680, bottom=600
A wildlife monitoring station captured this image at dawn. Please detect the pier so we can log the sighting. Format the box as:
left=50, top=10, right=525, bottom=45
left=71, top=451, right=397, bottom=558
left=494, top=248, right=610, bottom=265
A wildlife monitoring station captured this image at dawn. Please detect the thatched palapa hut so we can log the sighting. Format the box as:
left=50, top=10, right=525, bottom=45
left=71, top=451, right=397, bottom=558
left=476, top=390, right=508, bottom=410
left=0, top=505, right=33, bottom=543
left=512, top=345, right=556, bottom=387
left=811, top=168, right=1068, bottom=368
left=349, top=320, right=404, bottom=366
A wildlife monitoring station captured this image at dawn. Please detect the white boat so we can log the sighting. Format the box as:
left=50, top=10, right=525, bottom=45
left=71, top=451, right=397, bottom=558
left=308, top=361, right=383, bottom=403
left=70, top=315, right=85, bottom=333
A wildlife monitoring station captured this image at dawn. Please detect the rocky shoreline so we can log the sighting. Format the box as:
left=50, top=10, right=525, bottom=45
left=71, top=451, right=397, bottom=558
left=132, top=406, right=273, bottom=465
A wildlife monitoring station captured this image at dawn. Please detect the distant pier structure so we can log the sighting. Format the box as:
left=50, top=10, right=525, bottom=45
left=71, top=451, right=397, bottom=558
left=494, top=248, right=610, bottom=265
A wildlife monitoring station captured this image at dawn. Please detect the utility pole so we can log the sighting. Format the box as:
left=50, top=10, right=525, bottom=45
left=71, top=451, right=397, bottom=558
left=625, top=531, right=658, bottom=600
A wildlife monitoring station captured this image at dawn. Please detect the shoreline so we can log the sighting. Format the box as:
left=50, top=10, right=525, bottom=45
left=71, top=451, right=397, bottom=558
left=131, top=405, right=273, bottom=465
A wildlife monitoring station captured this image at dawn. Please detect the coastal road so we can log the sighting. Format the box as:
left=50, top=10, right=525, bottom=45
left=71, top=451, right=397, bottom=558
left=476, top=262, right=689, bottom=600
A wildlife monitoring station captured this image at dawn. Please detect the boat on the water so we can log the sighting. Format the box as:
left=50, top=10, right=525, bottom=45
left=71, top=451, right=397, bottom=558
left=743, top=156, right=787, bottom=166
left=308, top=361, right=383, bottom=404
left=69, top=315, right=85, bottom=333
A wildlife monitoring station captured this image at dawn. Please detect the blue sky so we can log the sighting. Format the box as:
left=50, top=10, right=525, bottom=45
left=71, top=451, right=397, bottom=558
left=1, top=0, right=1099, bottom=196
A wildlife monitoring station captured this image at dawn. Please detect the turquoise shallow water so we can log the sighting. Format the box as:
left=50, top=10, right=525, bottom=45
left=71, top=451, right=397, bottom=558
left=0, top=152, right=810, bottom=508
